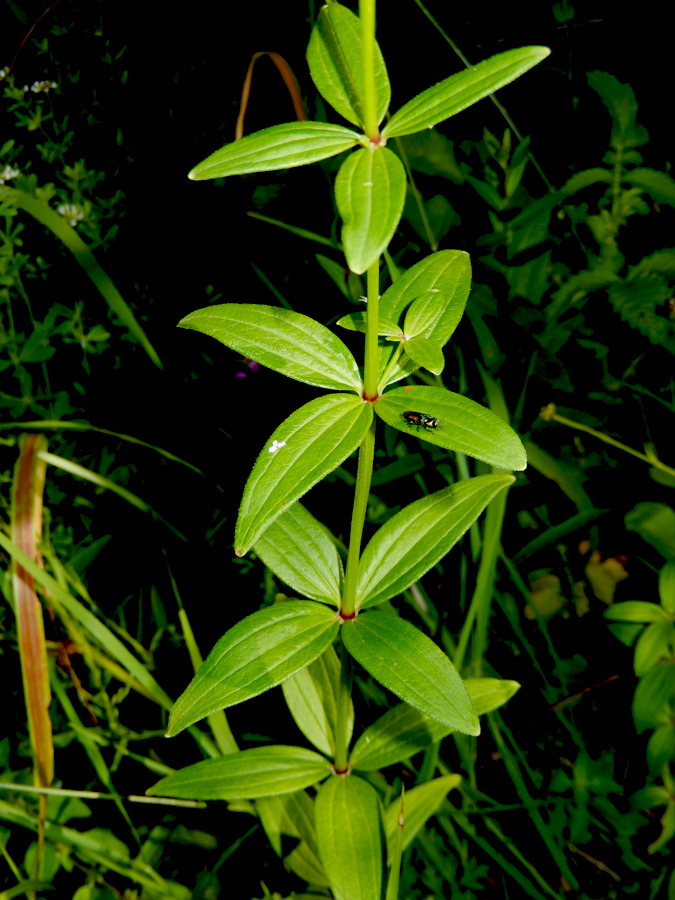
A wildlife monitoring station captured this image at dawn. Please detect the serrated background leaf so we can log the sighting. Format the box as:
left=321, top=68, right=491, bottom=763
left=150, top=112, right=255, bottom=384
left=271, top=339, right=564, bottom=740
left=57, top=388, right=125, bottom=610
left=356, top=475, right=514, bottom=610
left=236, top=394, right=373, bottom=555
left=316, top=775, right=383, bottom=900
left=376, top=385, right=527, bottom=470
left=342, top=612, right=479, bottom=734
left=335, top=146, right=406, bottom=274
left=382, top=46, right=550, bottom=138
left=179, top=304, right=362, bottom=392
left=307, top=1, right=390, bottom=128
left=282, top=645, right=354, bottom=756
left=255, top=502, right=343, bottom=606
left=167, top=601, right=339, bottom=736
left=146, top=746, right=331, bottom=800
left=188, top=122, right=360, bottom=179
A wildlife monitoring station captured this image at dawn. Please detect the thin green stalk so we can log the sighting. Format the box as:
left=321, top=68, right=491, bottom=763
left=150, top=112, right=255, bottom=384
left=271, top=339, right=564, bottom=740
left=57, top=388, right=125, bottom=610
left=358, top=0, right=380, bottom=141
left=541, top=404, right=675, bottom=479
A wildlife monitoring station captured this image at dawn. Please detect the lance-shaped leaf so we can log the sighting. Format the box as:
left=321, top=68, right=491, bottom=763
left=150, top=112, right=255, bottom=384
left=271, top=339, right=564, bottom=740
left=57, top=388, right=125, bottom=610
left=146, top=745, right=331, bottom=800
left=385, top=774, right=461, bottom=857
left=382, top=46, right=550, bottom=139
left=236, top=393, right=373, bottom=556
left=11, top=434, right=53, bottom=790
left=380, top=249, right=471, bottom=324
left=255, top=502, right=343, bottom=606
left=282, top=645, right=354, bottom=756
left=356, top=475, right=514, bottom=610
left=179, top=304, right=362, bottom=393
left=316, top=775, right=383, bottom=900
left=376, top=386, right=527, bottom=470
left=350, top=702, right=451, bottom=772
left=350, top=678, right=520, bottom=771
left=403, top=283, right=470, bottom=345
left=337, top=312, right=402, bottom=338
left=402, top=337, right=445, bottom=375
left=341, top=612, right=479, bottom=734
left=378, top=250, right=471, bottom=384
left=335, top=146, right=406, bottom=274
left=167, top=601, right=339, bottom=737
left=307, top=0, right=390, bottom=128
left=188, top=122, right=360, bottom=180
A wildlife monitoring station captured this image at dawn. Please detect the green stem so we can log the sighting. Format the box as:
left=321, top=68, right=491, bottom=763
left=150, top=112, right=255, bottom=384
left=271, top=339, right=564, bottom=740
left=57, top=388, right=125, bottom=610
left=359, top=0, right=380, bottom=141
left=341, top=259, right=380, bottom=615
left=341, top=415, right=376, bottom=618
left=333, top=637, right=353, bottom=771
left=363, top=260, right=380, bottom=399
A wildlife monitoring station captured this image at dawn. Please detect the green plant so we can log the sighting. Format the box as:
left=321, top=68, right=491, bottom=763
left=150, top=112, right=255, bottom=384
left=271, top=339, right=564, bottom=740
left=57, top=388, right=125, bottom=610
left=145, top=3, right=549, bottom=897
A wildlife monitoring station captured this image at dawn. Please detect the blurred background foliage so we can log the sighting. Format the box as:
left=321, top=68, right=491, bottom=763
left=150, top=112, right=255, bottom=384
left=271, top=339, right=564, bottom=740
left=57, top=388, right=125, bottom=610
left=1, top=1, right=675, bottom=898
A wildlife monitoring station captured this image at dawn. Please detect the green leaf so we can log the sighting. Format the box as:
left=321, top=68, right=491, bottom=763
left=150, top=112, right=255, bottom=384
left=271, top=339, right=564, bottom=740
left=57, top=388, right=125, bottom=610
left=255, top=502, right=343, bottom=606
left=282, top=645, right=354, bottom=756
left=385, top=774, right=461, bottom=856
left=633, top=661, right=675, bottom=733
left=146, top=746, right=331, bottom=800
left=462, top=677, right=521, bottom=715
left=350, top=678, right=519, bottom=771
left=376, top=386, right=527, bottom=470
left=335, top=146, right=406, bottom=274
left=604, top=601, right=667, bottom=623
left=187, top=122, right=360, bottom=180
left=179, top=304, right=362, bottom=393
left=660, top=563, right=675, bottom=615
left=341, top=611, right=479, bottom=734
left=378, top=250, right=471, bottom=383
left=625, top=168, right=675, bottom=209
left=337, top=312, right=402, bottom=338
left=380, top=249, right=471, bottom=323
left=403, top=284, right=468, bottom=344
left=403, top=337, right=445, bottom=374
left=307, top=1, right=390, bottom=128
left=356, top=475, right=513, bottom=610
left=235, top=394, right=373, bottom=555
left=625, top=503, right=675, bottom=560
left=350, top=703, right=451, bottom=771
left=634, top=620, right=674, bottom=678
left=382, top=46, right=550, bottom=139
left=166, top=601, right=339, bottom=737
left=315, top=775, right=383, bottom=900
left=286, top=840, right=330, bottom=887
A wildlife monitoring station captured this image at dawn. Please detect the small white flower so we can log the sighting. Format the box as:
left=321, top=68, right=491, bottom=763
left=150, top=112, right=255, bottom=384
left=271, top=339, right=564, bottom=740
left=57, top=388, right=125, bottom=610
left=268, top=440, right=286, bottom=454
left=0, top=165, right=19, bottom=184
left=0, top=67, right=8, bottom=81
left=30, top=80, right=57, bottom=93
left=57, top=203, right=84, bottom=227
